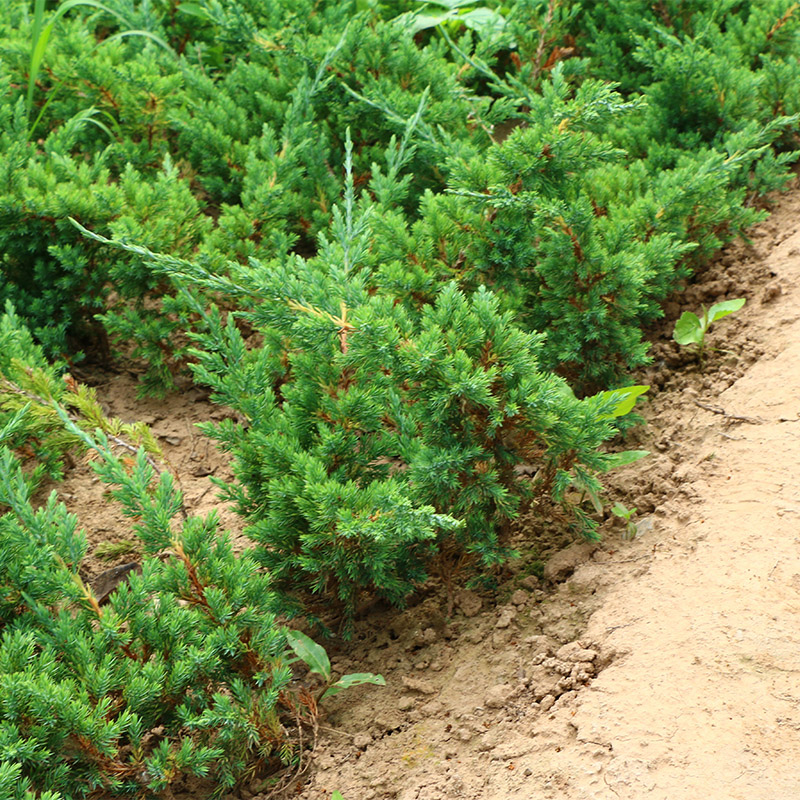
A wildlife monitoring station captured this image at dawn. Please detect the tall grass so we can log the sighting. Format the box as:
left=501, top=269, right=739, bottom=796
left=25, top=0, right=173, bottom=138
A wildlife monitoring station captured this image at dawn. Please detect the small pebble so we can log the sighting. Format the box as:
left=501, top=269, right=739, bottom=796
left=519, top=575, right=540, bottom=590
left=510, top=589, right=528, bottom=606
left=401, top=676, right=436, bottom=695
left=455, top=589, right=482, bottom=617
left=398, top=696, right=415, bottom=711
left=539, top=695, right=555, bottom=711
left=485, top=684, right=515, bottom=709
left=495, top=608, right=517, bottom=629
left=353, top=733, right=372, bottom=750
left=422, top=627, right=438, bottom=644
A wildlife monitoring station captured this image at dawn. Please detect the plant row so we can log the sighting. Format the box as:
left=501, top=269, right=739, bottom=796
left=2, top=0, right=800, bottom=795
left=0, top=307, right=387, bottom=798
left=2, top=0, right=798, bottom=390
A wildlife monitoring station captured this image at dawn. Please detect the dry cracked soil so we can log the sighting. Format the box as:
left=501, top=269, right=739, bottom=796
left=61, top=181, right=800, bottom=800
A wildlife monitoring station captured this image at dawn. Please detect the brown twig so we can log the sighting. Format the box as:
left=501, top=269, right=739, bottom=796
left=261, top=691, right=320, bottom=799
left=693, top=399, right=764, bottom=425
left=766, top=3, right=799, bottom=40
left=171, top=537, right=214, bottom=613
left=532, top=0, right=558, bottom=81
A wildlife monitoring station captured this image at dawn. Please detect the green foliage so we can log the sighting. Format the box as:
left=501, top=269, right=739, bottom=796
left=673, top=297, right=746, bottom=356
left=0, top=113, right=209, bottom=373
left=392, top=69, right=681, bottom=389
left=0, top=428, right=297, bottom=796
left=24, top=0, right=172, bottom=137
left=398, top=0, right=509, bottom=38
left=27, top=0, right=797, bottom=627
left=3, top=0, right=799, bottom=396
left=611, top=500, right=637, bottom=540
left=599, top=449, right=650, bottom=472
left=0, top=302, right=161, bottom=486
left=83, top=186, right=633, bottom=629
left=285, top=630, right=385, bottom=699
left=3, top=2, right=800, bottom=790
left=597, top=385, right=650, bottom=419
left=1, top=0, right=510, bottom=389
left=0, top=302, right=391, bottom=795
left=0, top=396, right=353, bottom=796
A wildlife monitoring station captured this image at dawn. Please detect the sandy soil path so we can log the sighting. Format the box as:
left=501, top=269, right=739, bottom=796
left=524, top=196, right=800, bottom=799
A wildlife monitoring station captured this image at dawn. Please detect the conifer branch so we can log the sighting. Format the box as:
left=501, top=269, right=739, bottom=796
left=766, top=3, right=799, bottom=40
left=0, top=376, right=166, bottom=480
left=171, top=536, right=215, bottom=615
left=532, top=0, right=558, bottom=81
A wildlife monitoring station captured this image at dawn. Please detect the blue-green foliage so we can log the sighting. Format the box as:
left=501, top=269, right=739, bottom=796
left=0, top=422, right=296, bottom=797
left=190, top=273, right=618, bottom=625
left=0, top=0, right=508, bottom=392
left=112, top=165, right=621, bottom=628
left=1, top=0, right=799, bottom=790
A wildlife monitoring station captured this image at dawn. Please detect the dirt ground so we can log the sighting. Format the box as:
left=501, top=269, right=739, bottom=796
left=54, top=182, right=800, bottom=799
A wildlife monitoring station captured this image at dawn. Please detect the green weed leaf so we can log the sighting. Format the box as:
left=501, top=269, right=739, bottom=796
left=321, top=672, right=386, bottom=699
left=673, top=311, right=703, bottom=346
left=404, top=1, right=506, bottom=37
left=600, top=450, right=650, bottom=472
left=407, top=11, right=451, bottom=34
left=707, top=298, right=746, bottom=325
left=611, top=502, right=635, bottom=520
left=459, top=8, right=506, bottom=36
left=585, top=486, right=604, bottom=514
left=286, top=631, right=331, bottom=682
left=597, top=385, right=649, bottom=418
left=177, top=3, right=212, bottom=20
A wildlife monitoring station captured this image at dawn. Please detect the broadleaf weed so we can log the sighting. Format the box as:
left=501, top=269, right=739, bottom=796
left=673, top=298, right=746, bottom=359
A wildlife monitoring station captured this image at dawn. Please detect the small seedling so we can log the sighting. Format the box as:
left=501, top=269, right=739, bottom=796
left=568, top=384, right=651, bottom=515
left=673, top=298, right=746, bottom=358
left=286, top=630, right=386, bottom=701
left=611, top=502, right=638, bottom=540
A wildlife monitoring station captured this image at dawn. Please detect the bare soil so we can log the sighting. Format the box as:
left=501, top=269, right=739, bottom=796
left=54, top=182, right=800, bottom=799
